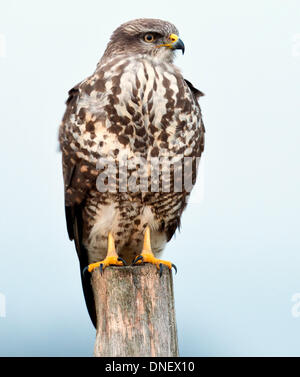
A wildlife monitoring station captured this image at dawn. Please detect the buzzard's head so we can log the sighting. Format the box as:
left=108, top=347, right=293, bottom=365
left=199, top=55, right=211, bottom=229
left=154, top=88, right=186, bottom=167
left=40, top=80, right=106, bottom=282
left=103, top=18, right=185, bottom=63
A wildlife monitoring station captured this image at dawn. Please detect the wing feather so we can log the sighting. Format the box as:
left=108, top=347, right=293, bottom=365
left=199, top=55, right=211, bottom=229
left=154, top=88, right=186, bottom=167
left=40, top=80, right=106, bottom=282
left=59, top=84, right=98, bottom=328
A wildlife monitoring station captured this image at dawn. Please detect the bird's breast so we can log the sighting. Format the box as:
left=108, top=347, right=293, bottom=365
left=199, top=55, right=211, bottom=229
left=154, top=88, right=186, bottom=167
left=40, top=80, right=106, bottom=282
left=70, top=55, right=201, bottom=168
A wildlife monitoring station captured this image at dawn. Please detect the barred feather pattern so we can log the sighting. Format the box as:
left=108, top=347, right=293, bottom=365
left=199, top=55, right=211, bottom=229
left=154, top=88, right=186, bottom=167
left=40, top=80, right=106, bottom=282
left=59, top=52, right=204, bottom=264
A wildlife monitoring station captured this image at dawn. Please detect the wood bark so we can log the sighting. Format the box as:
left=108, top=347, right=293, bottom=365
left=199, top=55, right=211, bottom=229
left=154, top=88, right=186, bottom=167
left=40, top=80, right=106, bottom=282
left=91, top=264, right=179, bottom=357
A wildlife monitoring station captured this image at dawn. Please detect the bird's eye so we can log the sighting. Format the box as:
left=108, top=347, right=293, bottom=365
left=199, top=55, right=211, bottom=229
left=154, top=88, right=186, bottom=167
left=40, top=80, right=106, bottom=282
left=144, top=33, right=155, bottom=43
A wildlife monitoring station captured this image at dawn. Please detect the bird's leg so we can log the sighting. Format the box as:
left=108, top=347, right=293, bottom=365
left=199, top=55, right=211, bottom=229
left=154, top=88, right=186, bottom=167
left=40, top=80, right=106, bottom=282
left=132, top=226, right=177, bottom=277
left=85, top=232, right=126, bottom=275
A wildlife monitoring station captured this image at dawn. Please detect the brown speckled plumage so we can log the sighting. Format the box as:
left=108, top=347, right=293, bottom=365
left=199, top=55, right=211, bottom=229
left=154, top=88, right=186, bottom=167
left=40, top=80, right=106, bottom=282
left=59, top=18, right=205, bottom=327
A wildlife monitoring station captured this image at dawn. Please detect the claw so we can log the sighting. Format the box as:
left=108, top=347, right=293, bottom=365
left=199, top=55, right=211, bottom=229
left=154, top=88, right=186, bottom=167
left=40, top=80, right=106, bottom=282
left=172, top=263, right=177, bottom=274
left=132, top=255, right=144, bottom=265
left=117, top=257, right=127, bottom=266
left=83, top=266, right=90, bottom=279
left=99, top=263, right=104, bottom=276
left=159, top=263, right=177, bottom=277
left=159, top=263, right=164, bottom=277
left=132, top=252, right=177, bottom=277
left=86, top=255, right=125, bottom=275
left=98, top=257, right=126, bottom=275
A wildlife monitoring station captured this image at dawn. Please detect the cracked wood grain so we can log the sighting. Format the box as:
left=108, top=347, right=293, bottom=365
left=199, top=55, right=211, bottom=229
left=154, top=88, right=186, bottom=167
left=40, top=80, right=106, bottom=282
left=91, top=264, right=179, bottom=357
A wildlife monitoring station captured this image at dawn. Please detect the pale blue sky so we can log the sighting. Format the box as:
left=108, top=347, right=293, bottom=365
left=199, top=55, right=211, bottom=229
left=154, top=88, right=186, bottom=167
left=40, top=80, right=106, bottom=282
left=0, top=0, right=300, bottom=356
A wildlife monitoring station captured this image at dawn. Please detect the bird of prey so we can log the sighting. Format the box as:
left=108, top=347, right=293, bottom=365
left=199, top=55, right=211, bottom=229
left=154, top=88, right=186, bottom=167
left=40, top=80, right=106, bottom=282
left=59, top=18, right=205, bottom=327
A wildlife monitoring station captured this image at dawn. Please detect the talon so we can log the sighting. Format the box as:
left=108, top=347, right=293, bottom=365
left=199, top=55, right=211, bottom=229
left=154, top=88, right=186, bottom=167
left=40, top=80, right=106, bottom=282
left=83, top=266, right=90, bottom=278
left=159, top=262, right=177, bottom=277
left=117, top=257, right=127, bottom=266
left=135, top=253, right=176, bottom=275
left=87, top=256, right=124, bottom=275
left=159, top=263, right=164, bottom=277
left=132, top=255, right=144, bottom=265
left=99, top=263, right=104, bottom=275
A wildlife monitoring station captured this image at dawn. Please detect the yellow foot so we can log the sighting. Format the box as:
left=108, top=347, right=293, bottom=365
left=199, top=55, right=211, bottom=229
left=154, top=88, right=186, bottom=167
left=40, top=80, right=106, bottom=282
left=83, top=232, right=126, bottom=276
left=84, top=256, right=126, bottom=276
left=132, top=253, right=177, bottom=277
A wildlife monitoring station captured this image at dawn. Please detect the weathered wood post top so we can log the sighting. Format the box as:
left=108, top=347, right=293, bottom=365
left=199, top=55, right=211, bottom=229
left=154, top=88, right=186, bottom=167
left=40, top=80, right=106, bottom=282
left=91, top=264, right=179, bottom=357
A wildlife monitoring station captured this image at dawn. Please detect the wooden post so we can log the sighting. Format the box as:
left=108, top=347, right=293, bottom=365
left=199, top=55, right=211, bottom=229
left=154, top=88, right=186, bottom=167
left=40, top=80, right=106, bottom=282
left=91, top=264, right=179, bottom=357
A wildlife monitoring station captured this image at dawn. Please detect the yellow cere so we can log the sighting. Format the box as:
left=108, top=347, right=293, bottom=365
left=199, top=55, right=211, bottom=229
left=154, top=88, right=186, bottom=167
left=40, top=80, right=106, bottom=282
left=169, top=34, right=179, bottom=43
left=156, top=34, right=179, bottom=49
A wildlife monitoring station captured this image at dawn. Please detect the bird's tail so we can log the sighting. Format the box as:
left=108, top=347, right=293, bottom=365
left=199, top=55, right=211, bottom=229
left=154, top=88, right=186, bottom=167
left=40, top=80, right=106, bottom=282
left=80, top=261, right=97, bottom=329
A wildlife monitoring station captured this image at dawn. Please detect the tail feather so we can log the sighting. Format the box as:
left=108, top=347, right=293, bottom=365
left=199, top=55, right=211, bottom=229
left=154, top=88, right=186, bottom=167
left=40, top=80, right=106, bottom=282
left=66, top=203, right=97, bottom=329
left=80, top=262, right=97, bottom=329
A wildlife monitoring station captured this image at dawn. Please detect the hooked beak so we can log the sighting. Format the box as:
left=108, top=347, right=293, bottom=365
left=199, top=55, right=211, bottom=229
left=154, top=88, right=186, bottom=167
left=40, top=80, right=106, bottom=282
left=156, top=34, right=185, bottom=55
left=171, top=35, right=185, bottom=55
